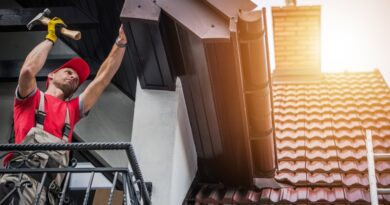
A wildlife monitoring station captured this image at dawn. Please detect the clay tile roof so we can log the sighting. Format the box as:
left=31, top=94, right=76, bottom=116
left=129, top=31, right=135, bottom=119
left=186, top=70, right=390, bottom=204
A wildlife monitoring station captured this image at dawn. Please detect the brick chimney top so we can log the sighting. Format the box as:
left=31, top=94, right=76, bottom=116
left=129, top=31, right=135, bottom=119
left=272, top=6, right=321, bottom=82
left=285, top=0, right=296, bottom=7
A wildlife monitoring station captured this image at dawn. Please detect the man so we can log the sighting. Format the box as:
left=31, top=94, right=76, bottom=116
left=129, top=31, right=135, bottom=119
left=0, top=17, right=127, bottom=204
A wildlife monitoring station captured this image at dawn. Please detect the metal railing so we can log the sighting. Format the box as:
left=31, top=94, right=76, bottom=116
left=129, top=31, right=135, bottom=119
left=0, top=142, right=151, bottom=205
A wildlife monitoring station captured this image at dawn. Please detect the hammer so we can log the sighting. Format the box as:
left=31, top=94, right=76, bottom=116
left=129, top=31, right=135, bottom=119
left=27, top=8, right=81, bottom=40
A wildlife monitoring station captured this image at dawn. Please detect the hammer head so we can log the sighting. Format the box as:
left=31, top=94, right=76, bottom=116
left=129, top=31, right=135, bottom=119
left=27, top=8, right=51, bottom=30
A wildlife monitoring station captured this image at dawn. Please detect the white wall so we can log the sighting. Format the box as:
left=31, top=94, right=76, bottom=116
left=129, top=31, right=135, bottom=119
left=74, top=81, right=135, bottom=167
left=131, top=79, right=197, bottom=205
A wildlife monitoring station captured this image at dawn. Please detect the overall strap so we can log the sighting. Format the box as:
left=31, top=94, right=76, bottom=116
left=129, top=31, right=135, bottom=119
left=35, top=91, right=45, bottom=129
left=35, top=91, right=71, bottom=142
left=62, top=106, right=70, bottom=143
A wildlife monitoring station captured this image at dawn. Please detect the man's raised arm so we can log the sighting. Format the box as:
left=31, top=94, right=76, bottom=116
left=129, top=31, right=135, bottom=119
left=81, top=25, right=127, bottom=113
left=18, top=18, right=66, bottom=98
left=18, top=40, right=53, bottom=98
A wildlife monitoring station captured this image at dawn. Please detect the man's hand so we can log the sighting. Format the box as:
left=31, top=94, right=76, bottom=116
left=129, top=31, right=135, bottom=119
left=45, top=17, right=66, bottom=43
left=115, top=25, right=127, bottom=48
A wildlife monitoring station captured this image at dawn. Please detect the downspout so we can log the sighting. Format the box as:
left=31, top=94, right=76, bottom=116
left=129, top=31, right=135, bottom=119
left=237, top=9, right=279, bottom=188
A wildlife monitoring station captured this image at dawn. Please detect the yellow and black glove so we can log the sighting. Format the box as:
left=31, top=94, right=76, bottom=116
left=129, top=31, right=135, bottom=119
left=45, top=17, right=67, bottom=43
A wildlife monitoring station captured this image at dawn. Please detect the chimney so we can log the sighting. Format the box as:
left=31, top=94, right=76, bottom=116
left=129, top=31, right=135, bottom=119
left=272, top=6, right=321, bottom=81
left=285, top=0, right=296, bottom=7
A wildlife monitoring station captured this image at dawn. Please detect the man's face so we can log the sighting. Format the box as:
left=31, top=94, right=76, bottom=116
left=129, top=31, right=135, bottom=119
left=49, top=68, right=80, bottom=97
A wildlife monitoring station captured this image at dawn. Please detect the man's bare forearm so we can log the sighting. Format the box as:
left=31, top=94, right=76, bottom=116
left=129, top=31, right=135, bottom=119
left=18, top=39, right=53, bottom=97
left=21, top=40, right=53, bottom=76
left=95, top=45, right=126, bottom=86
left=81, top=25, right=127, bottom=112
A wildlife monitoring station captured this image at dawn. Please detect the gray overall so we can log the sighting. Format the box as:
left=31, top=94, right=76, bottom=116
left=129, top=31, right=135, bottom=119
left=0, top=91, right=70, bottom=205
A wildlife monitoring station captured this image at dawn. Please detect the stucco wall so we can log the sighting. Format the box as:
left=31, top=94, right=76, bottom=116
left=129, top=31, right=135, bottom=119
left=131, top=79, right=197, bottom=205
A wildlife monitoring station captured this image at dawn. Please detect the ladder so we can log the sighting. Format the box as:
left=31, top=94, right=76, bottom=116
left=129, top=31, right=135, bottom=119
left=365, top=129, right=390, bottom=205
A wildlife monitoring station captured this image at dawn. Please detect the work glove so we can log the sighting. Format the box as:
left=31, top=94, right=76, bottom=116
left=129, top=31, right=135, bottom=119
left=45, top=17, right=67, bottom=43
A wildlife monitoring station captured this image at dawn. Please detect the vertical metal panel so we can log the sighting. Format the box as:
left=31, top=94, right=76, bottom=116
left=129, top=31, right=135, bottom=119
left=203, top=41, right=253, bottom=185
left=120, top=1, right=177, bottom=91
left=175, top=17, right=253, bottom=186
left=177, top=26, right=216, bottom=160
left=128, top=21, right=164, bottom=87
left=180, top=77, right=205, bottom=158
left=159, top=12, right=184, bottom=76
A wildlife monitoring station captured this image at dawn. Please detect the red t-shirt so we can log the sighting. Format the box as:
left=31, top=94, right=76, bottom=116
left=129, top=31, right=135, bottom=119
left=13, top=88, right=84, bottom=144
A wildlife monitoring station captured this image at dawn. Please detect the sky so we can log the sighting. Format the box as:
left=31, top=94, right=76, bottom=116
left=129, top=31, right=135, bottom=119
left=253, top=0, right=390, bottom=85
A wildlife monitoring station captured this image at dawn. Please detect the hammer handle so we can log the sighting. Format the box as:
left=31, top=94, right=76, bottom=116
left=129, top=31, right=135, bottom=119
left=41, top=17, right=81, bottom=40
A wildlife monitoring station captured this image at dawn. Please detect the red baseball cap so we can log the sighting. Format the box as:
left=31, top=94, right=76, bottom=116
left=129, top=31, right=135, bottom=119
left=46, top=57, right=90, bottom=88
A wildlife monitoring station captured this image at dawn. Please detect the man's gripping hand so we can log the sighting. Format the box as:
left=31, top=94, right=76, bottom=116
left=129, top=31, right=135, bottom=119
left=45, top=17, right=67, bottom=43
left=115, top=25, right=127, bottom=48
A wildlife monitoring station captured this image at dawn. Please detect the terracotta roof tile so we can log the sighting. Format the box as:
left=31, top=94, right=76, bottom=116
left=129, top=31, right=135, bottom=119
left=306, top=160, right=339, bottom=172
left=273, top=95, right=283, bottom=102
left=276, top=139, right=305, bottom=149
left=378, top=173, right=390, bottom=187
left=307, top=188, right=345, bottom=203
left=270, top=71, right=389, bottom=203
left=375, top=161, right=390, bottom=172
left=337, top=149, right=366, bottom=160
left=359, top=105, right=387, bottom=113
left=342, top=173, right=369, bottom=187
left=360, top=112, right=388, bottom=121
left=195, top=184, right=229, bottom=203
left=374, top=128, right=390, bottom=139
left=278, top=149, right=306, bottom=160
left=305, top=113, right=331, bottom=121
left=382, top=194, right=390, bottom=203
left=189, top=71, right=390, bottom=204
left=275, top=130, right=305, bottom=140
left=373, top=138, right=390, bottom=149
left=305, top=100, right=327, bottom=107
left=278, top=161, right=306, bottom=172
left=307, top=173, right=342, bottom=185
left=306, top=120, right=332, bottom=130
left=275, top=172, right=307, bottom=184
left=274, top=113, right=305, bottom=122
left=332, top=112, right=359, bottom=121
left=332, top=120, right=361, bottom=130
left=305, top=129, right=333, bottom=139
left=361, top=119, right=390, bottom=130
left=335, top=138, right=365, bottom=149
left=305, top=106, right=328, bottom=114
left=278, top=100, right=306, bottom=108
left=267, top=188, right=307, bottom=203
left=344, top=188, right=370, bottom=203
left=306, top=149, right=337, bottom=160
left=374, top=148, right=390, bottom=157
left=385, top=104, right=390, bottom=112
left=232, top=188, right=260, bottom=203
left=306, top=138, right=335, bottom=149
left=283, top=95, right=306, bottom=102
left=275, top=121, right=305, bottom=130
left=305, top=94, right=329, bottom=101
left=333, top=128, right=363, bottom=139
left=331, top=105, right=358, bottom=114
left=339, top=160, right=368, bottom=172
